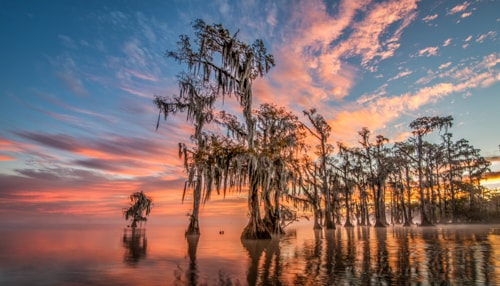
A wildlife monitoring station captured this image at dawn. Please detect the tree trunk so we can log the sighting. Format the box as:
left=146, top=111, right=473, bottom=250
left=313, top=206, right=322, bottom=230
left=359, top=189, right=370, bottom=226
left=241, top=178, right=272, bottom=240
left=186, top=175, right=201, bottom=235
left=380, top=185, right=389, bottom=226
left=404, top=167, right=414, bottom=226
left=313, top=187, right=322, bottom=230
left=263, top=189, right=283, bottom=234
left=400, top=185, right=410, bottom=226
left=417, top=137, right=433, bottom=226
left=373, top=183, right=386, bottom=227
left=344, top=189, right=354, bottom=227
left=323, top=185, right=334, bottom=229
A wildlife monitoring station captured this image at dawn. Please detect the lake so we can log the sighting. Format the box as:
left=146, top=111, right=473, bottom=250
left=1, top=221, right=500, bottom=285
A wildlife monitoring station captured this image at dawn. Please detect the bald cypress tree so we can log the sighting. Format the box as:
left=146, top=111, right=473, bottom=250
left=156, top=19, right=275, bottom=239
left=409, top=116, right=453, bottom=226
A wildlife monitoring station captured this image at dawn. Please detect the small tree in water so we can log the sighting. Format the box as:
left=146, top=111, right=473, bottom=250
left=123, top=191, right=153, bottom=228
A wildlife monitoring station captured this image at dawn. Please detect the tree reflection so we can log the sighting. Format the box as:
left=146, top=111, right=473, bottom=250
left=372, top=227, right=392, bottom=284
left=122, top=228, right=147, bottom=265
left=186, top=234, right=200, bottom=286
left=167, top=225, right=500, bottom=285
left=393, top=227, right=411, bottom=284
left=284, top=226, right=497, bottom=285
left=241, top=238, right=271, bottom=286
left=294, top=229, right=324, bottom=285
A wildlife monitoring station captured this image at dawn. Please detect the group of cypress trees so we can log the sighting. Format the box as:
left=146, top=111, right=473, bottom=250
left=154, top=20, right=494, bottom=239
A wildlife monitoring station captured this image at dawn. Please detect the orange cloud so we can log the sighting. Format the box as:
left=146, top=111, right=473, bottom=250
left=447, top=1, right=470, bottom=15
left=0, top=154, right=14, bottom=161
left=256, top=0, right=419, bottom=115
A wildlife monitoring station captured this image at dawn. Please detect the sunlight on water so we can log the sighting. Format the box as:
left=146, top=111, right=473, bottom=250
left=1, top=223, right=500, bottom=285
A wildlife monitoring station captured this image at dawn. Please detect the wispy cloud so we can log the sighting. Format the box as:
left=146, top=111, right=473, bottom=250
left=439, top=62, right=452, bottom=70
left=326, top=52, right=500, bottom=145
left=11, top=130, right=186, bottom=177
left=443, top=38, right=452, bottom=47
left=447, top=1, right=470, bottom=15
left=264, top=0, right=418, bottom=109
left=388, top=69, right=413, bottom=81
left=476, top=31, right=497, bottom=43
left=58, top=34, right=78, bottom=49
left=422, top=14, right=438, bottom=22
left=460, top=12, right=472, bottom=18
left=417, top=46, right=439, bottom=57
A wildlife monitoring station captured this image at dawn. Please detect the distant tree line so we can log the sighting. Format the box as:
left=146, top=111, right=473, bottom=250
left=155, top=19, right=496, bottom=239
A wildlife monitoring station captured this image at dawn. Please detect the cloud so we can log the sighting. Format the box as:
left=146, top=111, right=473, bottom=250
left=443, top=38, right=452, bottom=47
left=461, top=12, right=472, bottom=18
left=50, top=54, right=89, bottom=96
left=334, top=0, right=417, bottom=69
left=417, top=46, right=439, bottom=57
left=11, top=130, right=186, bottom=175
left=447, top=1, right=470, bottom=15
left=265, top=0, right=418, bottom=108
left=0, top=168, right=187, bottom=219
left=14, top=132, right=80, bottom=153
left=0, top=154, right=15, bottom=161
left=120, top=86, right=155, bottom=98
left=58, top=34, right=77, bottom=49
left=123, top=39, right=149, bottom=68
left=56, top=72, right=88, bottom=96
left=388, top=69, right=412, bottom=81
left=326, top=52, right=500, bottom=145
left=439, top=62, right=452, bottom=70
left=135, top=12, right=157, bottom=43
left=476, top=31, right=497, bottom=43
left=109, top=10, right=128, bottom=26
left=30, top=88, right=117, bottom=124
left=357, top=83, right=388, bottom=105
left=122, top=68, right=159, bottom=82
left=422, top=14, right=438, bottom=22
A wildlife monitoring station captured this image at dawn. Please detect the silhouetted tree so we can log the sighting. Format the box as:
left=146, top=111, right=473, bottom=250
left=392, top=142, right=416, bottom=226
left=296, top=154, right=323, bottom=229
left=158, top=19, right=275, bottom=239
left=336, top=143, right=356, bottom=227
left=409, top=115, right=452, bottom=226
left=256, top=103, right=306, bottom=234
left=123, top=191, right=153, bottom=228
left=155, top=75, right=218, bottom=235
left=358, top=128, right=390, bottom=227
left=303, top=108, right=336, bottom=229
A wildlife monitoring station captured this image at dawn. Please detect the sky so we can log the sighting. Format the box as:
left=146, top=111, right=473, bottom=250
left=0, top=0, right=499, bottom=225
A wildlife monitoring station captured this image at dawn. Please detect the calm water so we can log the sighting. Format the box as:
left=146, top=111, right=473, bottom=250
left=1, top=222, right=500, bottom=285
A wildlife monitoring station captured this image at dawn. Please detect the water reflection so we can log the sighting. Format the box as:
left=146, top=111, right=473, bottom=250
left=2, top=224, right=500, bottom=285
left=236, top=225, right=499, bottom=285
left=122, top=228, right=147, bottom=265
left=186, top=234, right=200, bottom=285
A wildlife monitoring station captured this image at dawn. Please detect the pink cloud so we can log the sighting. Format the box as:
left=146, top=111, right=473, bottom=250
left=123, top=68, right=159, bottom=82
left=422, top=14, right=438, bottom=22
left=120, top=86, right=154, bottom=98
left=439, top=62, right=452, bottom=70
left=461, top=12, right=472, bottom=18
left=261, top=0, right=418, bottom=110
left=447, top=2, right=470, bottom=15
left=327, top=53, right=500, bottom=145
left=417, top=46, right=439, bottom=57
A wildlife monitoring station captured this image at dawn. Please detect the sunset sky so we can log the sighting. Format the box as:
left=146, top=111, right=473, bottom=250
left=1, top=0, right=499, bottom=225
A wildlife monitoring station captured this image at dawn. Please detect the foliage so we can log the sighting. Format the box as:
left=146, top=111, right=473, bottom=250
left=123, top=191, right=153, bottom=228
left=154, top=19, right=497, bottom=237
